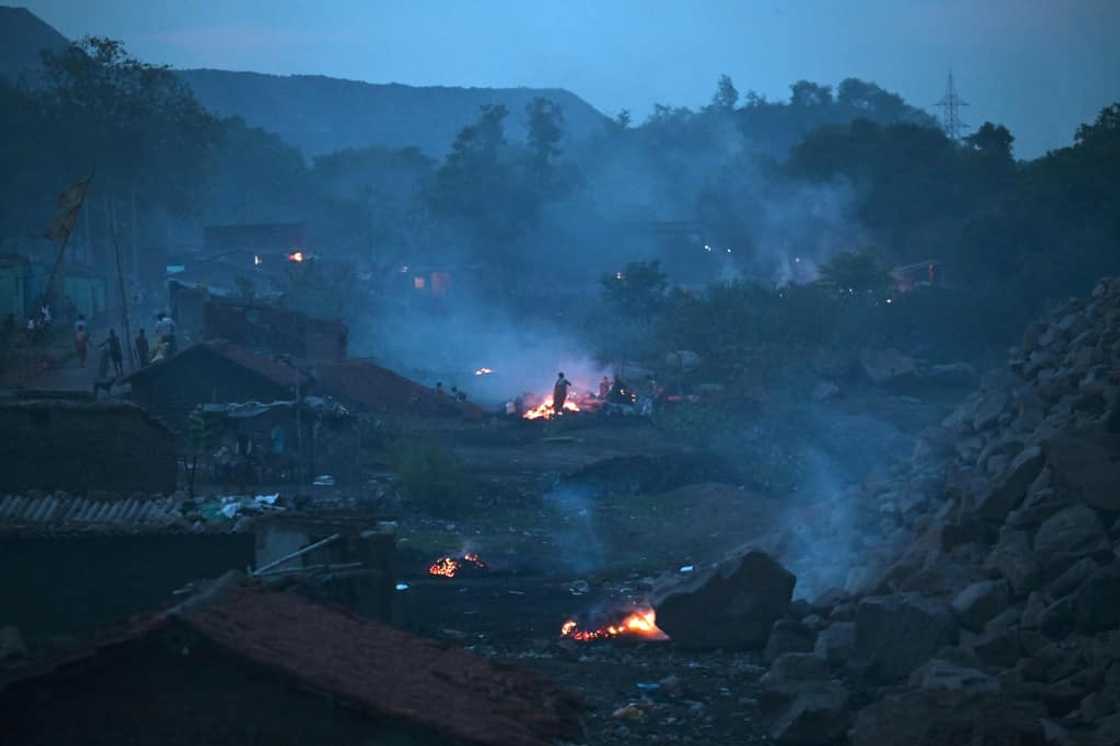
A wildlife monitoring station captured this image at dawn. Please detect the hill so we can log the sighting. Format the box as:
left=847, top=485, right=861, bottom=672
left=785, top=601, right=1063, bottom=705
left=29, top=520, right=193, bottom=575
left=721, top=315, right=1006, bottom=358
left=0, top=6, right=68, bottom=85
left=175, top=69, right=611, bottom=158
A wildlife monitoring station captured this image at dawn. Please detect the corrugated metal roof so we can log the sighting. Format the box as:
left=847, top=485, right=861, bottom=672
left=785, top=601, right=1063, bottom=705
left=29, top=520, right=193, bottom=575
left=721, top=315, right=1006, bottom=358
left=0, top=495, right=180, bottom=528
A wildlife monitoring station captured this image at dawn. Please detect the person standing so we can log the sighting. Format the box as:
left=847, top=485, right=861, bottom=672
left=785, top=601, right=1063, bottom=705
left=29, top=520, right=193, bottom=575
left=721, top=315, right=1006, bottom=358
left=74, top=315, right=89, bottom=368
left=135, top=327, right=150, bottom=367
left=101, top=329, right=123, bottom=377
left=553, top=372, right=572, bottom=415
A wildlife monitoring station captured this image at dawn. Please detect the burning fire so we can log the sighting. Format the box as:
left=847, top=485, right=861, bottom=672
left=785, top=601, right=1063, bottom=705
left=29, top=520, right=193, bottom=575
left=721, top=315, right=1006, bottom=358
left=428, top=552, right=487, bottom=578
left=475, top=367, right=494, bottom=376
left=560, top=607, right=668, bottom=642
left=288, top=250, right=305, bottom=262
left=523, top=396, right=581, bottom=420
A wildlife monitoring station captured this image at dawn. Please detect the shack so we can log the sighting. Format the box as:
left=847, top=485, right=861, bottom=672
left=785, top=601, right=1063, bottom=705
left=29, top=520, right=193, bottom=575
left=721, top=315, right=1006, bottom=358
left=0, top=578, right=582, bottom=746
left=0, top=398, right=176, bottom=494
left=197, top=397, right=360, bottom=486
left=203, top=297, right=348, bottom=362
left=317, top=359, right=483, bottom=419
left=124, top=340, right=312, bottom=432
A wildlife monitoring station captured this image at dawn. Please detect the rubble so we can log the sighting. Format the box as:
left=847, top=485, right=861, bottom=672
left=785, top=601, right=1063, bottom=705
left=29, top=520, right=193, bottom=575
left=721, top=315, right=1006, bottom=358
left=754, top=277, right=1120, bottom=745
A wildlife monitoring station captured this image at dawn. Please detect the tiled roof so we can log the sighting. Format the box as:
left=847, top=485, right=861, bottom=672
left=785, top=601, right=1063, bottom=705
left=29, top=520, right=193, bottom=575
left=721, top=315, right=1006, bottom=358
left=124, top=340, right=311, bottom=390
left=0, top=494, right=180, bottom=530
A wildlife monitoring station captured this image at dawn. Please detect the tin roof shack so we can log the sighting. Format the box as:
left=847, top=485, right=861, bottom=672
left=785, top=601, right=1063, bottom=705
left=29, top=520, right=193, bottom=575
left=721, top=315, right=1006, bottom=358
left=198, top=397, right=360, bottom=486
left=0, top=497, right=254, bottom=647
left=254, top=513, right=397, bottom=623
left=0, top=579, right=582, bottom=746
left=0, top=399, right=176, bottom=494
left=204, top=296, right=348, bottom=362
left=317, top=359, right=483, bottom=420
left=124, top=340, right=312, bottom=432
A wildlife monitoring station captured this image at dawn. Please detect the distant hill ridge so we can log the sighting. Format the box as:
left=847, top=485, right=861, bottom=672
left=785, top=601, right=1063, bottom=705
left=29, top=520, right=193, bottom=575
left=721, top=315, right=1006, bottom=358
left=0, top=5, right=611, bottom=158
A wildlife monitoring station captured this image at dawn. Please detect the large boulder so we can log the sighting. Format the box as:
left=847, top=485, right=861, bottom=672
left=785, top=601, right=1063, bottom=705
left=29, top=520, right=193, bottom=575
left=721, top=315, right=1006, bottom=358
left=814, top=622, right=856, bottom=666
left=1046, top=434, right=1120, bottom=512
left=769, top=683, right=851, bottom=745
left=851, top=593, right=959, bottom=683
left=850, top=687, right=1045, bottom=746
left=764, top=619, right=816, bottom=663
left=1033, top=505, right=1110, bottom=567
left=985, top=529, right=1041, bottom=595
left=1075, top=561, right=1120, bottom=632
left=653, top=549, right=795, bottom=649
left=951, top=580, right=1011, bottom=632
left=971, top=446, right=1044, bottom=522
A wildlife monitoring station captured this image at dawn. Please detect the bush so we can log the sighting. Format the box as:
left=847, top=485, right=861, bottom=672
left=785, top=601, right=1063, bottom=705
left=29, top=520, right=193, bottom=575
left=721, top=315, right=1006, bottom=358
left=386, top=439, right=468, bottom=512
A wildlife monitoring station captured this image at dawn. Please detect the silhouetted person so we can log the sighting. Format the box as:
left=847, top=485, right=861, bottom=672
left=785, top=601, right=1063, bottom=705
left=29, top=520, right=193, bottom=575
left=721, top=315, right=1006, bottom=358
left=553, top=372, right=572, bottom=415
left=135, top=328, right=149, bottom=367
left=73, top=315, right=89, bottom=368
left=598, top=375, right=612, bottom=399
left=101, top=329, right=123, bottom=377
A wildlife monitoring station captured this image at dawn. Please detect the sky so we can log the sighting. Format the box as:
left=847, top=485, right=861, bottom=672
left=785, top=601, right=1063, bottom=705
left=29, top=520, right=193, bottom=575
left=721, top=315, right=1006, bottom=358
left=21, top=0, right=1120, bottom=158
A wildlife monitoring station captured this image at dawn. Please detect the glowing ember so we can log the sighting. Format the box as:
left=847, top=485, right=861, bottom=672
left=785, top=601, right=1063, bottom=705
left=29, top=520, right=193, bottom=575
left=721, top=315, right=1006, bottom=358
left=475, top=367, right=494, bottom=376
left=560, top=607, right=668, bottom=642
left=427, top=552, right=488, bottom=578
left=288, top=250, right=305, bottom=262
left=521, top=388, right=601, bottom=420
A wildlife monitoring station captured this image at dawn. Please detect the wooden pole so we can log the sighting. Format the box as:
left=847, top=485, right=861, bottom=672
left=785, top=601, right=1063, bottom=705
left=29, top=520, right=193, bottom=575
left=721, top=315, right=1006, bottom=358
left=108, top=198, right=136, bottom=372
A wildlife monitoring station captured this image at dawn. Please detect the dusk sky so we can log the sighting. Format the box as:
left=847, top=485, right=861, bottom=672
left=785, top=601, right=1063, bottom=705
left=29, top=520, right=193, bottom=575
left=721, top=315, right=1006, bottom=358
left=22, top=0, right=1120, bottom=158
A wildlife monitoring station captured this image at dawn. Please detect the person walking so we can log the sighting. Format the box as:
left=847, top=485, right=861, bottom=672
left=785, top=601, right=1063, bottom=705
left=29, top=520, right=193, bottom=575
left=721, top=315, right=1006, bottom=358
left=100, top=329, right=123, bottom=377
left=552, top=372, right=573, bottom=415
left=135, top=327, right=150, bottom=367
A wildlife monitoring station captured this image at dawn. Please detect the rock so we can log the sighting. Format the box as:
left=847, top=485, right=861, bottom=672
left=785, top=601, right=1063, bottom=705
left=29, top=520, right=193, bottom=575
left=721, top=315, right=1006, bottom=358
left=972, top=446, right=1045, bottom=522
left=969, top=626, right=1022, bottom=668
left=1046, top=557, right=1099, bottom=599
left=924, top=362, right=978, bottom=387
left=860, top=348, right=917, bottom=386
left=761, top=652, right=831, bottom=699
left=852, top=593, right=959, bottom=683
left=1075, top=561, right=1120, bottom=632
left=1033, top=505, right=1109, bottom=567
left=653, top=549, right=795, bottom=649
left=765, top=620, right=816, bottom=663
left=811, top=381, right=841, bottom=401
left=909, top=658, right=1000, bottom=694
left=1095, top=713, right=1120, bottom=746
left=1046, top=434, right=1120, bottom=512
left=0, top=626, right=27, bottom=660
left=850, top=686, right=1046, bottom=746
left=1022, top=592, right=1048, bottom=630
left=986, top=529, right=1042, bottom=595
left=814, top=622, right=856, bottom=666
left=952, top=580, right=1012, bottom=632
left=1038, top=595, right=1077, bottom=640
left=973, top=390, right=1011, bottom=431
left=769, top=682, right=851, bottom=745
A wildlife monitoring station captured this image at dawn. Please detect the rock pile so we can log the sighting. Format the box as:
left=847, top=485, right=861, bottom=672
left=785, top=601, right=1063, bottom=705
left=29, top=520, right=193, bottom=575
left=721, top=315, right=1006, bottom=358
left=754, top=277, right=1120, bottom=745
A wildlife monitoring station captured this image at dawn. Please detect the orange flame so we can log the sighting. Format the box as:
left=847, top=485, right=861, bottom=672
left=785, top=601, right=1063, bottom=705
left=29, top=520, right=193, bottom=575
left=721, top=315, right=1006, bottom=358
left=523, top=396, right=581, bottom=420
left=288, top=250, right=305, bottom=262
left=428, top=553, right=488, bottom=578
left=560, top=607, right=668, bottom=642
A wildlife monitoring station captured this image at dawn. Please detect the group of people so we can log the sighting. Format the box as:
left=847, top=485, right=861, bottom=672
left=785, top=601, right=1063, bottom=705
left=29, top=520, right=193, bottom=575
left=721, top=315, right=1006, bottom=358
left=76, top=311, right=177, bottom=396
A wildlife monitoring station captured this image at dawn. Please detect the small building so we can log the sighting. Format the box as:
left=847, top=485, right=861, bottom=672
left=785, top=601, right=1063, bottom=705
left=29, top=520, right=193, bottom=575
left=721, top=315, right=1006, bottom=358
left=0, top=398, right=177, bottom=494
left=197, top=397, right=360, bottom=485
left=124, top=340, right=312, bottom=432
left=316, top=359, right=483, bottom=419
left=203, top=297, right=348, bottom=362
left=0, top=578, right=582, bottom=746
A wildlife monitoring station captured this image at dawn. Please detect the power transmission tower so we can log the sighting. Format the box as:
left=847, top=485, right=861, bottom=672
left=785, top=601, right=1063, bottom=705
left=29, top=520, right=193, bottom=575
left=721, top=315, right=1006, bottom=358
left=935, top=71, right=969, bottom=140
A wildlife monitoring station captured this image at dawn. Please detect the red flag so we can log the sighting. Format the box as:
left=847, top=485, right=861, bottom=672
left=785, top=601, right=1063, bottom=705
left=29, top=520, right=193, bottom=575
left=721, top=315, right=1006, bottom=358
left=45, top=176, right=92, bottom=242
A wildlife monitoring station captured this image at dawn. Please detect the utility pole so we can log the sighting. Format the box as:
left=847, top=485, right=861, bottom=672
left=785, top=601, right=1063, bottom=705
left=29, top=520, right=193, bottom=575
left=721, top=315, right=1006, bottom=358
left=935, top=71, right=969, bottom=141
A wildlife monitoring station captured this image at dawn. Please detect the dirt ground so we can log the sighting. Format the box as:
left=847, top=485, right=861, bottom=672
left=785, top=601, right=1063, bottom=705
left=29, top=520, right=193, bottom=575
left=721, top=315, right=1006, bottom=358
left=385, top=386, right=960, bottom=745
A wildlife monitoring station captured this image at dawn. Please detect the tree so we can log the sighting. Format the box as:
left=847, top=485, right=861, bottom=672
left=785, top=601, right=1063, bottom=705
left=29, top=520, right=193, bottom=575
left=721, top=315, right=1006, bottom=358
left=526, top=97, right=565, bottom=169
left=816, top=250, right=890, bottom=294
left=790, top=80, right=834, bottom=108
left=709, top=74, right=739, bottom=111
left=965, top=122, right=1014, bottom=161
left=615, top=109, right=632, bottom=129
left=601, top=260, right=669, bottom=318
